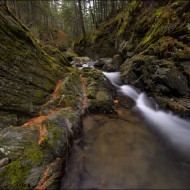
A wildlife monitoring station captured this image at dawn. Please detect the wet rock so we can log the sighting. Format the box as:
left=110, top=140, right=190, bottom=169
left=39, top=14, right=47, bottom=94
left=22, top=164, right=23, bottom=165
left=154, top=67, right=189, bottom=97
left=112, top=54, right=123, bottom=67
left=102, top=63, right=118, bottom=72
left=94, top=58, right=113, bottom=69
left=155, top=96, right=190, bottom=117
left=0, top=157, right=9, bottom=167
left=181, top=61, right=190, bottom=80
left=71, top=56, right=91, bottom=67
left=0, top=108, right=81, bottom=190
left=0, top=151, right=7, bottom=159
left=100, top=54, right=123, bottom=72
left=121, top=55, right=189, bottom=97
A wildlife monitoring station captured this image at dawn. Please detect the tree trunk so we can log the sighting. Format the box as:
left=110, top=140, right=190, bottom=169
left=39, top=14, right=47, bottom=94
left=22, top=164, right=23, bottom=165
left=88, top=0, right=95, bottom=25
left=77, top=0, right=86, bottom=36
left=177, top=1, right=190, bottom=17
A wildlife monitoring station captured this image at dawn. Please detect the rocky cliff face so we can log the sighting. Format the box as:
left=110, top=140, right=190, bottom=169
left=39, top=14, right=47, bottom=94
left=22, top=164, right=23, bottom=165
left=0, top=2, right=69, bottom=127
left=74, top=0, right=190, bottom=116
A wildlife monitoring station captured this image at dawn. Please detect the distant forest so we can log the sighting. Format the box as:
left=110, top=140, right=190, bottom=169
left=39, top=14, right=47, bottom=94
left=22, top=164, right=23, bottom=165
left=6, top=0, right=128, bottom=44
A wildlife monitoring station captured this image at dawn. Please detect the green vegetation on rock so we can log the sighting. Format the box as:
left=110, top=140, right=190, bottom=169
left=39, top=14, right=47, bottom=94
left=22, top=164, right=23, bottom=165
left=0, top=156, right=30, bottom=190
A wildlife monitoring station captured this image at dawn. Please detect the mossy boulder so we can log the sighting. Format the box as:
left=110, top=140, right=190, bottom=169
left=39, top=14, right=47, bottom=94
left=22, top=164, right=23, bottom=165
left=81, top=68, right=117, bottom=113
left=71, top=56, right=91, bottom=67
left=0, top=67, right=117, bottom=189
left=121, top=54, right=189, bottom=97
left=101, top=54, right=123, bottom=72
left=0, top=107, right=81, bottom=190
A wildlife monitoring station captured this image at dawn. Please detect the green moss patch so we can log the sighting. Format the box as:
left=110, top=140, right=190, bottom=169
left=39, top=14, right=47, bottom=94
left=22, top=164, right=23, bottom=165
left=0, top=156, right=30, bottom=190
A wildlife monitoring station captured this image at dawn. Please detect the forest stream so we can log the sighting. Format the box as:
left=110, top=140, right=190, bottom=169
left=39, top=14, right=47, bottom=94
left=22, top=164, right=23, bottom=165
left=1, top=1, right=190, bottom=189
left=60, top=70, right=190, bottom=189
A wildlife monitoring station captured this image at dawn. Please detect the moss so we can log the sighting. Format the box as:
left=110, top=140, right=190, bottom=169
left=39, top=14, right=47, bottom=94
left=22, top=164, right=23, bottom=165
left=35, top=90, right=46, bottom=99
left=42, top=120, right=64, bottom=148
left=42, top=45, right=71, bottom=66
left=117, top=12, right=130, bottom=37
left=141, top=36, right=190, bottom=61
left=87, top=85, right=96, bottom=99
left=0, top=156, right=30, bottom=190
left=64, top=50, right=78, bottom=58
left=65, top=96, right=77, bottom=107
left=96, top=92, right=109, bottom=104
left=82, top=68, right=103, bottom=79
left=136, top=5, right=180, bottom=52
left=0, top=4, right=70, bottom=120
left=24, top=143, right=43, bottom=165
left=154, top=7, right=164, bottom=17
left=59, top=110, right=75, bottom=121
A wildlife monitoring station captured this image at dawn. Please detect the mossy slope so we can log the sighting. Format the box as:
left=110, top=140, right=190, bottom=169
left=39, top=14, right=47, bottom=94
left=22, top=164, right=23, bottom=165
left=0, top=3, right=70, bottom=126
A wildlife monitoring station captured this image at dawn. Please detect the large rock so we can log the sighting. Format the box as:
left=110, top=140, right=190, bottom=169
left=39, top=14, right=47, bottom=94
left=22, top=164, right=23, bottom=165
left=0, top=68, right=117, bottom=189
left=102, top=54, right=123, bottom=72
left=0, top=3, right=69, bottom=125
left=121, top=55, right=189, bottom=97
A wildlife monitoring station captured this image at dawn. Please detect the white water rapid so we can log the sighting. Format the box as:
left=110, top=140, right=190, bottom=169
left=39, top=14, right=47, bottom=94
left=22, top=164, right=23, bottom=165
left=103, top=72, right=190, bottom=154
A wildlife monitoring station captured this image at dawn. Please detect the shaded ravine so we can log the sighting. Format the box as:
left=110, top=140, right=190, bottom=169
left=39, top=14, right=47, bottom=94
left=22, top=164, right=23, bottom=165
left=60, top=70, right=190, bottom=189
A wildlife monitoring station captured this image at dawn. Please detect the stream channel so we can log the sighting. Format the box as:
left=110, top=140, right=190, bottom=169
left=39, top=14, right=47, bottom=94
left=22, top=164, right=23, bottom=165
left=60, top=67, right=190, bottom=189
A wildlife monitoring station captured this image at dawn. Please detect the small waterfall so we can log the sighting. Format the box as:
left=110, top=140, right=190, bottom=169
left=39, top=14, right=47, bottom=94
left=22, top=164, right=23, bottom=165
left=103, top=71, right=190, bottom=154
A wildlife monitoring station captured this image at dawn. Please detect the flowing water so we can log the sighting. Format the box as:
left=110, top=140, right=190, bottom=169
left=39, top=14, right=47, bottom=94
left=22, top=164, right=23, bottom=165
left=60, top=71, right=190, bottom=189
left=103, top=72, right=190, bottom=155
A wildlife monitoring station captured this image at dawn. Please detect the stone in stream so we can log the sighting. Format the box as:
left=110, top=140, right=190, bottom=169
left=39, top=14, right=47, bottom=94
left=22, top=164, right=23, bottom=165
left=94, top=55, right=123, bottom=72
left=94, top=58, right=113, bottom=69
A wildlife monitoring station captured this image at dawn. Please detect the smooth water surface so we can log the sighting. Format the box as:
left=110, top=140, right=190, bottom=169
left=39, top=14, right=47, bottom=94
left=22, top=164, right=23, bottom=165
left=60, top=109, right=190, bottom=189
